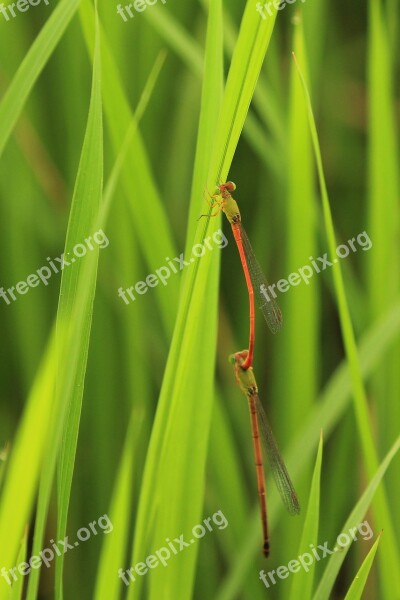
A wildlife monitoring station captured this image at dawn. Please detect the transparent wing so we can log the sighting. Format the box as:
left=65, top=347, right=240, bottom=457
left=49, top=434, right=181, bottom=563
left=255, top=394, right=300, bottom=515
left=240, top=223, right=283, bottom=334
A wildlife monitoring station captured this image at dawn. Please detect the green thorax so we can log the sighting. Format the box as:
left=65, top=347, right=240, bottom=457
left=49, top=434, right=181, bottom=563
left=221, top=191, right=241, bottom=224
left=229, top=351, right=258, bottom=396
left=237, top=364, right=258, bottom=396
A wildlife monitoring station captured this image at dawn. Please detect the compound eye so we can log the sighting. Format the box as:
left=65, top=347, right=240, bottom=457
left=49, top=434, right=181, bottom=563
left=225, top=181, right=236, bottom=192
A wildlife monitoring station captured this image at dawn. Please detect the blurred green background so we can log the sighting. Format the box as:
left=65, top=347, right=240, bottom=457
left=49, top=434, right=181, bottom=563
left=0, top=0, right=399, bottom=599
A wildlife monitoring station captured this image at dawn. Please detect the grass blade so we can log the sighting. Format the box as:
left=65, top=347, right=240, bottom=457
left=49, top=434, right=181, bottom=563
left=79, top=0, right=178, bottom=335
left=294, top=52, right=400, bottom=596
left=313, top=438, right=400, bottom=599
left=24, top=7, right=103, bottom=598
left=0, top=0, right=81, bottom=159
left=94, top=409, right=144, bottom=600
left=0, top=334, right=57, bottom=600
left=275, top=11, right=319, bottom=559
left=54, top=6, right=103, bottom=597
left=289, top=433, right=323, bottom=600
left=343, top=533, right=382, bottom=600
left=367, top=0, right=400, bottom=537
left=209, top=0, right=279, bottom=182
left=127, top=2, right=224, bottom=598
left=8, top=527, right=27, bottom=600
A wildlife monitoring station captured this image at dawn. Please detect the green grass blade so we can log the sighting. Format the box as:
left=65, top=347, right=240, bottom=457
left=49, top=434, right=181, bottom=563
left=145, top=0, right=285, bottom=182
left=23, top=8, right=102, bottom=598
left=54, top=6, right=103, bottom=597
left=367, top=0, right=400, bottom=533
left=79, top=0, right=178, bottom=335
left=93, top=409, right=144, bottom=600
left=8, top=527, right=27, bottom=600
left=294, top=53, right=400, bottom=596
left=0, top=334, right=57, bottom=600
left=0, top=0, right=81, bottom=159
left=210, top=0, right=279, bottom=181
left=289, top=433, right=323, bottom=600
left=313, top=438, right=400, bottom=600
left=208, top=392, right=251, bottom=559
left=208, top=2, right=286, bottom=156
left=343, top=533, right=382, bottom=600
left=275, top=12, right=318, bottom=559
left=99, top=50, right=166, bottom=227
left=127, top=2, right=224, bottom=598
